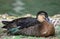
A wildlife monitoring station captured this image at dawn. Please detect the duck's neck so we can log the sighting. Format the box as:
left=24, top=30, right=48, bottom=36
left=41, top=20, right=50, bottom=26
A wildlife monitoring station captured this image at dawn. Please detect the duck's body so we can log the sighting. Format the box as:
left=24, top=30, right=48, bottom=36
left=15, top=20, right=55, bottom=37
left=2, top=11, right=55, bottom=37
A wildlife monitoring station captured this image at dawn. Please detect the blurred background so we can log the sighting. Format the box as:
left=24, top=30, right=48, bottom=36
left=0, top=0, right=60, bottom=16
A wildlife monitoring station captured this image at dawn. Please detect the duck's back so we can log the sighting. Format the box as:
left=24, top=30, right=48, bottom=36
left=12, top=17, right=40, bottom=29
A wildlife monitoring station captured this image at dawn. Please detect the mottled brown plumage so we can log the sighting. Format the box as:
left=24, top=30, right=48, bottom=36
left=2, top=11, right=55, bottom=37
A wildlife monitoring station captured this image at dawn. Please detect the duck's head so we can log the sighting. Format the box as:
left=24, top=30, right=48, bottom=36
left=36, top=11, right=49, bottom=22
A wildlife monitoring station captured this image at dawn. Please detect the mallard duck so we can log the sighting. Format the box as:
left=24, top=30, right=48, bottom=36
left=2, top=11, right=55, bottom=37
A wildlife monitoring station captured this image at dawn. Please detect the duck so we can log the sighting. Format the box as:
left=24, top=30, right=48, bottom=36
left=2, top=11, right=55, bottom=37
left=16, top=12, right=55, bottom=37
